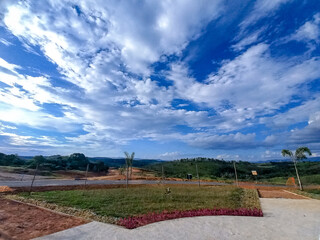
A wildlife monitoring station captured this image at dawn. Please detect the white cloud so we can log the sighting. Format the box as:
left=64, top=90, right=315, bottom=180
left=167, top=44, right=320, bottom=131
left=184, top=132, right=257, bottom=150
left=0, top=0, right=228, bottom=151
left=239, top=0, right=291, bottom=30
left=159, top=151, right=181, bottom=160
left=288, top=111, right=320, bottom=146
left=0, top=0, right=318, bottom=157
left=231, top=28, right=265, bottom=51
left=260, top=96, right=320, bottom=128
left=216, top=154, right=240, bottom=160
left=0, top=38, right=13, bottom=46
left=289, top=13, right=320, bottom=43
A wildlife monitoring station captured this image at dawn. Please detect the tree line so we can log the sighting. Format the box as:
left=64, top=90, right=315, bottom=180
left=0, top=152, right=109, bottom=173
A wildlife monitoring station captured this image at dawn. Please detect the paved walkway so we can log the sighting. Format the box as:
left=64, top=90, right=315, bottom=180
left=36, top=198, right=320, bottom=240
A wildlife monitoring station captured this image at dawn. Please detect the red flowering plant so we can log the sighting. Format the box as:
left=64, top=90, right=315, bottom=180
left=118, top=208, right=263, bottom=229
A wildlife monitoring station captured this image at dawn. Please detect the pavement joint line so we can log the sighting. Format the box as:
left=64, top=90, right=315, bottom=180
left=282, top=190, right=312, bottom=199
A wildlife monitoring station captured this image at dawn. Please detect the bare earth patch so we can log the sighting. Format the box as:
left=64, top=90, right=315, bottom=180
left=258, top=190, right=307, bottom=199
left=0, top=198, right=87, bottom=240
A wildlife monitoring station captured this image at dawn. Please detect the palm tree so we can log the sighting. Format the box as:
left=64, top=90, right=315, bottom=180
left=281, top=147, right=312, bottom=190
left=124, top=151, right=135, bottom=188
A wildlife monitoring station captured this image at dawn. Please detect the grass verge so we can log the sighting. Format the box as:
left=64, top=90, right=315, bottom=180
left=13, top=185, right=262, bottom=228
left=291, top=188, right=320, bottom=200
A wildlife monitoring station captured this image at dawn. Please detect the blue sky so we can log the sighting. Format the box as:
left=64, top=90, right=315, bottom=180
left=0, top=0, right=319, bottom=160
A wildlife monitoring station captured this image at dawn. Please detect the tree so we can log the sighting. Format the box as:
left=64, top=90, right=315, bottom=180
left=0, top=153, right=24, bottom=166
left=281, top=147, right=312, bottom=190
left=68, top=153, right=89, bottom=170
left=124, top=151, right=135, bottom=188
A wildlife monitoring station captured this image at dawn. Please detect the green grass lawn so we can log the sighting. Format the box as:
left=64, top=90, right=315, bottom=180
left=20, top=186, right=260, bottom=219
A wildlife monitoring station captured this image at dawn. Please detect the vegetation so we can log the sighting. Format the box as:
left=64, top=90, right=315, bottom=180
left=292, top=189, right=320, bottom=200
left=0, top=153, right=25, bottom=166
left=20, top=186, right=261, bottom=219
left=145, top=157, right=320, bottom=185
left=281, top=147, right=312, bottom=190
left=0, top=152, right=109, bottom=173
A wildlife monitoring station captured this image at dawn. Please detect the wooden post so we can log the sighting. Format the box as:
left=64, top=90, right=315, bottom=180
left=162, top=165, right=164, bottom=182
left=196, top=163, right=200, bottom=187
left=233, top=161, right=238, bottom=187
left=126, top=160, right=129, bottom=189
left=29, top=163, right=39, bottom=195
left=84, top=163, right=89, bottom=188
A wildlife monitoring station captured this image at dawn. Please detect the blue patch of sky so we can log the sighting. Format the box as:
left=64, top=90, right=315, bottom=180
left=150, top=58, right=176, bottom=87
left=127, top=139, right=197, bottom=159
left=41, top=103, right=66, bottom=117
left=267, top=1, right=320, bottom=55
left=0, top=27, right=61, bottom=78
left=289, top=122, right=308, bottom=131
left=271, top=41, right=310, bottom=58
left=171, top=98, right=217, bottom=116
left=0, top=80, right=10, bottom=88
left=0, top=31, right=85, bottom=93
left=307, top=78, right=320, bottom=92
left=16, top=125, right=88, bottom=140
left=172, top=125, right=197, bottom=134
left=180, top=1, right=253, bottom=82
left=72, top=5, right=83, bottom=16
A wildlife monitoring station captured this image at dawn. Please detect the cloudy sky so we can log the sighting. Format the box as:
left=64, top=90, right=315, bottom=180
left=0, top=0, right=319, bottom=160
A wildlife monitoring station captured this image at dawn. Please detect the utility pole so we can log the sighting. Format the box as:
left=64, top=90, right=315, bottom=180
left=196, top=163, right=200, bottom=187
left=29, top=163, right=39, bottom=195
left=233, top=161, right=238, bottom=187
left=126, top=159, right=129, bottom=188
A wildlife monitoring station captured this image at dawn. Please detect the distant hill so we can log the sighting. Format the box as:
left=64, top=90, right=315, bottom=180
left=253, top=157, right=320, bottom=163
left=145, top=157, right=320, bottom=183
left=89, top=157, right=163, bottom=168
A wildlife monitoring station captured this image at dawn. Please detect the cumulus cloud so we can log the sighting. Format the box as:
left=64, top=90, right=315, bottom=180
left=260, top=96, right=320, bottom=128
left=185, top=132, right=257, bottom=150
left=288, top=111, right=320, bottom=146
left=167, top=44, right=320, bottom=131
left=0, top=0, right=318, bottom=157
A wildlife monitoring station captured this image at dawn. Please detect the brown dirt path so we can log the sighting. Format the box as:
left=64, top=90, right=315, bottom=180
left=258, top=190, right=308, bottom=199
left=0, top=198, right=87, bottom=240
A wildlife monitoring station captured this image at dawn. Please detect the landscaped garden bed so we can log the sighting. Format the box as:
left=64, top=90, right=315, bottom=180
left=10, top=185, right=262, bottom=229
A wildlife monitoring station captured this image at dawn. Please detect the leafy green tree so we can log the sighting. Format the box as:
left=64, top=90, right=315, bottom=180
left=281, top=147, right=312, bottom=190
left=0, top=153, right=24, bottom=166
left=33, top=155, right=45, bottom=165
left=68, top=153, right=89, bottom=170
left=28, top=155, right=46, bottom=169
left=89, top=161, right=109, bottom=172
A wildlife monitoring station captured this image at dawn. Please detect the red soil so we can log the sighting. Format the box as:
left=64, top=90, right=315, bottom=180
left=0, top=198, right=87, bottom=240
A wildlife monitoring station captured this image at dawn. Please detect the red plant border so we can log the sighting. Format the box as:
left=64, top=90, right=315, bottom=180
left=118, top=208, right=263, bottom=229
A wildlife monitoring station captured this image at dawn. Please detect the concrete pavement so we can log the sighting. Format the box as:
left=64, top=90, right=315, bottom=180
left=35, top=198, right=320, bottom=240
